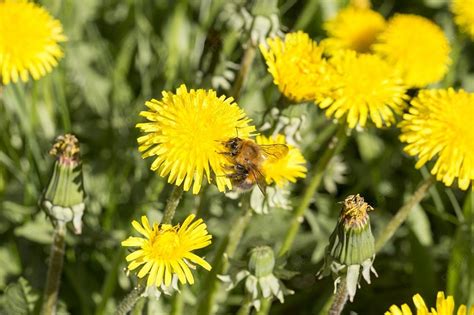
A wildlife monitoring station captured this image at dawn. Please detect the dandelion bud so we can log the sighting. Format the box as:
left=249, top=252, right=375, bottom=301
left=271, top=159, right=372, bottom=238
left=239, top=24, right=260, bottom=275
left=318, top=194, right=377, bottom=302
left=42, top=134, right=85, bottom=234
left=219, top=246, right=293, bottom=310
left=248, top=246, right=275, bottom=278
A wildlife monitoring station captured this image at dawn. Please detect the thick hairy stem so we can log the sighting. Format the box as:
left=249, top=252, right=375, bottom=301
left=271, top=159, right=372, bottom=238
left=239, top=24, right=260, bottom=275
left=114, top=286, right=144, bottom=315
left=279, top=125, right=347, bottom=257
left=41, top=222, right=66, bottom=315
left=329, top=281, right=348, bottom=315
left=375, top=176, right=435, bottom=252
left=162, top=185, right=184, bottom=224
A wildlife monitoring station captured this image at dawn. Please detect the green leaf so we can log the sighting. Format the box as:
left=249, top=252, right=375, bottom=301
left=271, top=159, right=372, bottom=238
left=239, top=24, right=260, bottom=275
left=3, top=277, right=38, bottom=315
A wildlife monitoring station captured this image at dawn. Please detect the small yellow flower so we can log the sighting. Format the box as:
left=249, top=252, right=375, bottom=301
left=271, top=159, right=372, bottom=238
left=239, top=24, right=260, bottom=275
left=316, top=51, right=407, bottom=129
left=0, top=0, right=66, bottom=85
left=260, top=31, right=331, bottom=103
left=374, top=14, right=451, bottom=88
left=385, top=291, right=474, bottom=315
left=122, top=214, right=212, bottom=287
left=322, top=6, right=386, bottom=54
left=256, top=134, right=307, bottom=186
left=136, top=84, right=255, bottom=194
left=399, top=88, right=474, bottom=190
left=452, top=0, right=474, bottom=40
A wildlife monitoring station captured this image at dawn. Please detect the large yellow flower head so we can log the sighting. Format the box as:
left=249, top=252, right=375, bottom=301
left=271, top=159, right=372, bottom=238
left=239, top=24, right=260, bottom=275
left=316, top=51, right=407, bottom=129
left=385, top=291, right=474, bottom=315
left=0, top=0, right=66, bottom=85
left=399, top=88, right=474, bottom=190
left=452, top=0, right=474, bottom=40
left=137, top=84, right=256, bottom=194
left=373, top=14, right=451, bottom=88
left=122, top=214, right=212, bottom=288
left=322, top=6, right=386, bottom=54
left=256, top=134, right=307, bottom=187
left=260, top=31, right=331, bottom=103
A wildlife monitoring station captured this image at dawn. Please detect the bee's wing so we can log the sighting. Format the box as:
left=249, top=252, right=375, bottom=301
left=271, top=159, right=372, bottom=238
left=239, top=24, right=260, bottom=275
left=259, top=144, right=289, bottom=162
left=248, top=166, right=267, bottom=196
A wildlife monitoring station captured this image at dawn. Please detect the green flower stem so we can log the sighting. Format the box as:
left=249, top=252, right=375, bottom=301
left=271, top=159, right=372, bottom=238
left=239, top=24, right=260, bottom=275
left=114, top=286, right=144, bottom=315
left=236, top=295, right=253, bottom=315
left=162, top=185, right=184, bottom=224
left=328, top=280, right=348, bottom=315
left=278, top=124, right=348, bottom=257
left=230, top=43, right=257, bottom=100
left=197, top=194, right=253, bottom=315
left=41, top=222, right=66, bottom=315
left=171, top=286, right=184, bottom=315
left=375, top=176, right=435, bottom=252
left=255, top=297, right=271, bottom=315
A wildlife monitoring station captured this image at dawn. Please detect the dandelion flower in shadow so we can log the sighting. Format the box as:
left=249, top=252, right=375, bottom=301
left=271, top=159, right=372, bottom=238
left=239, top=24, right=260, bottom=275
left=316, top=51, right=407, bottom=129
left=322, top=6, right=385, bottom=54
left=256, top=134, right=307, bottom=187
left=137, top=84, right=255, bottom=194
left=122, top=214, right=212, bottom=291
left=385, top=291, right=474, bottom=315
left=373, top=14, right=451, bottom=88
left=260, top=31, right=331, bottom=103
left=399, top=88, right=474, bottom=190
left=0, top=0, right=66, bottom=84
left=452, top=0, right=474, bottom=40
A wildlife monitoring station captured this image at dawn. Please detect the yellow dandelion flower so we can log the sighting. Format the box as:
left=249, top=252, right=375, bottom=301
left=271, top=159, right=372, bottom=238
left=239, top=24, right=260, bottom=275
left=260, top=31, right=331, bottom=103
left=316, top=51, right=407, bottom=129
left=452, top=0, right=474, bottom=40
left=122, top=214, right=212, bottom=287
left=256, top=134, right=307, bottom=186
left=136, top=84, right=256, bottom=194
left=385, top=291, right=474, bottom=315
left=0, top=0, right=66, bottom=85
left=373, top=14, right=451, bottom=88
left=399, top=88, right=474, bottom=190
left=322, top=6, right=386, bottom=54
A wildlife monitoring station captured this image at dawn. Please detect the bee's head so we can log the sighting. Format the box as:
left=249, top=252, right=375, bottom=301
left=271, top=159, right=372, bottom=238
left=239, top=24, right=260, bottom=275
left=225, top=137, right=242, bottom=152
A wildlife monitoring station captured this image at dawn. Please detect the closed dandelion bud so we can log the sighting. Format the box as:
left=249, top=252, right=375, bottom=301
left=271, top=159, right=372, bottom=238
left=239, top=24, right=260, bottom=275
left=328, top=194, right=375, bottom=265
left=318, top=194, right=377, bottom=302
left=248, top=246, right=275, bottom=278
left=42, top=134, right=85, bottom=234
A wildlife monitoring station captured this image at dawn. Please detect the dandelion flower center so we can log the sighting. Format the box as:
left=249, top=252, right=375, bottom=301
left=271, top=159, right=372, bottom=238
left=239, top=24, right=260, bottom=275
left=317, top=51, right=407, bottom=129
left=322, top=7, right=386, bottom=54
left=137, top=84, right=255, bottom=194
left=399, top=88, right=474, bottom=190
left=374, top=14, right=451, bottom=88
left=0, top=0, right=66, bottom=84
left=149, top=226, right=181, bottom=259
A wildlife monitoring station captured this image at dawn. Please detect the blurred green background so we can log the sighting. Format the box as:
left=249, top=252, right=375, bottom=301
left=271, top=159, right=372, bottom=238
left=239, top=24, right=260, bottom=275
left=0, top=0, right=473, bottom=314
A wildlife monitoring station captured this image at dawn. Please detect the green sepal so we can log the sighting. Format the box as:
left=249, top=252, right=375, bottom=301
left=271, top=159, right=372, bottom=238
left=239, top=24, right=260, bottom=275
left=328, top=218, right=375, bottom=265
